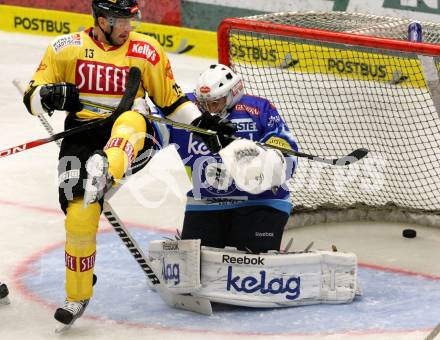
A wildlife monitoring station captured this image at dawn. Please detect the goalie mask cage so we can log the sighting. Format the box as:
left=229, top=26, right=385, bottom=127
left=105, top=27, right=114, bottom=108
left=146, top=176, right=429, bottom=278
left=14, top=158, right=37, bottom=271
left=218, top=12, right=440, bottom=228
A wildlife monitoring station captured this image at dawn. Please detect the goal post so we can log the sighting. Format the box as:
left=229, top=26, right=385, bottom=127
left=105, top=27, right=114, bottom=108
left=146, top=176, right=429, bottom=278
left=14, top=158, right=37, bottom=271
left=217, top=12, right=440, bottom=228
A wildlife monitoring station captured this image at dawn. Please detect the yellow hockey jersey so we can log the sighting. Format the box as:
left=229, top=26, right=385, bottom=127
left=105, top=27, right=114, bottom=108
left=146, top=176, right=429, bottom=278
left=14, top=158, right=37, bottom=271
left=26, top=28, right=188, bottom=120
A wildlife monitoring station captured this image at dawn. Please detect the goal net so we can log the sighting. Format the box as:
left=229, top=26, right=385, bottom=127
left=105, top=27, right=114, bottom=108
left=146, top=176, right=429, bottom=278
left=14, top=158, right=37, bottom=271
left=217, top=12, right=440, bottom=227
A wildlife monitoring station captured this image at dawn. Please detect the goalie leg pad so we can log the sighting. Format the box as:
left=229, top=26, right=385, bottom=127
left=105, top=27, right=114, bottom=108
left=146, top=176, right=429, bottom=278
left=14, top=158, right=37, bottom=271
left=148, top=239, right=201, bottom=294
left=194, top=247, right=359, bottom=308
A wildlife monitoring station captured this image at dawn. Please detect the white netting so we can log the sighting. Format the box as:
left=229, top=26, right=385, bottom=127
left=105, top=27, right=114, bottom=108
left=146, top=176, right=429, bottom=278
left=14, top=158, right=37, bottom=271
left=219, top=12, right=440, bottom=226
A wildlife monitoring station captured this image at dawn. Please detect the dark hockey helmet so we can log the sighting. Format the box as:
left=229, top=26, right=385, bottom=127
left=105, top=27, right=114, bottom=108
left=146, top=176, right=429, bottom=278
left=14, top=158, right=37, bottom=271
left=92, top=0, right=140, bottom=19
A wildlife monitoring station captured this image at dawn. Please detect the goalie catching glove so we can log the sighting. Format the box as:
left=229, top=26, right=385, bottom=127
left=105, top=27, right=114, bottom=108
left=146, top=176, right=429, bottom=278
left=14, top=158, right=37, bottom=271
left=219, top=139, right=287, bottom=194
left=191, top=112, right=237, bottom=153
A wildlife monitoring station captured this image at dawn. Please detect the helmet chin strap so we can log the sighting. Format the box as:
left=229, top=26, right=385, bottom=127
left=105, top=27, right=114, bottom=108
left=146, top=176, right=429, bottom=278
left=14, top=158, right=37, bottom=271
left=216, top=110, right=230, bottom=120
left=97, top=20, right=118, bottom=46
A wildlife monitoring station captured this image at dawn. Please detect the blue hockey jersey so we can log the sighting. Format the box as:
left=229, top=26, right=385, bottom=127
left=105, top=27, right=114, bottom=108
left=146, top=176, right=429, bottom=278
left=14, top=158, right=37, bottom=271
left=168, top=93, right=299, bottom=214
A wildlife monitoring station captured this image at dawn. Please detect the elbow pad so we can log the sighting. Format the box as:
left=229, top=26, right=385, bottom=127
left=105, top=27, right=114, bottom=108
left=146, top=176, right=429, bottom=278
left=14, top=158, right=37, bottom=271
left=23, top=84, right=44, bottom=116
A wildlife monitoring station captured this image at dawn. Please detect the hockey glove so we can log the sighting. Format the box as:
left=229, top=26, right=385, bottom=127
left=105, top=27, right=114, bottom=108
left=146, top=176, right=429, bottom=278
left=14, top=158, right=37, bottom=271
left=191, top=113, right=237, bottom=153
left=40, top=83, right=83, bottom=115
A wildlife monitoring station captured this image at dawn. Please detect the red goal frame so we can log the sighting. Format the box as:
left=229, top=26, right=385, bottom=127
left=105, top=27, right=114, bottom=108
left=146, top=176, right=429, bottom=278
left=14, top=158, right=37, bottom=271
left=217, top=17, right=440, bottom=66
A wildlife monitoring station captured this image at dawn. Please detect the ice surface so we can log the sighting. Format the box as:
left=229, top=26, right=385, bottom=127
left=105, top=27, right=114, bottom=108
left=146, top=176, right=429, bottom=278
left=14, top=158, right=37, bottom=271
left=0, top=31, right=438, bottom=340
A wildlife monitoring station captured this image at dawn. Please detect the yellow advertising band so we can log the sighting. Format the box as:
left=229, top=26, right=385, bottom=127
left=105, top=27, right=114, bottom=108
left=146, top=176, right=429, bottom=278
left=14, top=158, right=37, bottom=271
left=0, top=4, right=217, bottom=59
left=3, top=4, right=429, bottom=87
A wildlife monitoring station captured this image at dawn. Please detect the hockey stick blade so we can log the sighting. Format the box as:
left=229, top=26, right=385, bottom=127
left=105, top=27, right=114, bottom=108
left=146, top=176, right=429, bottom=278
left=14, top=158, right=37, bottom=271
left=102, top=202, right=212, bottom=315
left=307, top=148, right=368, bottom=166
left=0, top=67, right=141, bottom=159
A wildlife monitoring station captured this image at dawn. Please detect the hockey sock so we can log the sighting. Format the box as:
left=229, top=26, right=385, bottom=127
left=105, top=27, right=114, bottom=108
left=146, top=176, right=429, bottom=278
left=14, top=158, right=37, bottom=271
left=65, top=198, right=100, bottom=301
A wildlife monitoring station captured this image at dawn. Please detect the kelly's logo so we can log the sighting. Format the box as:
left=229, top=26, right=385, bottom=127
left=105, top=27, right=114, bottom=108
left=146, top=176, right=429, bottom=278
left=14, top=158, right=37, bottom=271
left=127, top=41, right=160, bottom=65
left=76, top=61, right=130, bottom=95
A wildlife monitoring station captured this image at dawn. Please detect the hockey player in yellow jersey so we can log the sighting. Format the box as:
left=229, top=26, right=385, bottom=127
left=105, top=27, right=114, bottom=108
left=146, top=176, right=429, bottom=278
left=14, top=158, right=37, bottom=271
left=23, top=0, right=235, bottom=328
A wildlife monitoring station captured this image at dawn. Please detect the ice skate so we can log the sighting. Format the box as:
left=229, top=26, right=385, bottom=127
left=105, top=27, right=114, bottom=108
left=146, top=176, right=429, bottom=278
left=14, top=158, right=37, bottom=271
left=0, top=282, right=10, bottom=305
left=83, top=150, right=113, bottom=207
left=54, top=274, right=96, bottom=333
left=54, top=299, right=90, bottom=333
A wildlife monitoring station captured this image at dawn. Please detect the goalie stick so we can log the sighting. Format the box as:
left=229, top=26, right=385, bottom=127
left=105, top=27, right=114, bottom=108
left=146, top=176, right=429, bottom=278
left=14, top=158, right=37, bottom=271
left=78, top=99, right=368, bottom=166
left=12, top=80, right=212, bottom=315
left=102, top=202, right=212, bottom=315
left=0, top=67, right=141, bottom=159
left=145, top=114, right=368, bottom=166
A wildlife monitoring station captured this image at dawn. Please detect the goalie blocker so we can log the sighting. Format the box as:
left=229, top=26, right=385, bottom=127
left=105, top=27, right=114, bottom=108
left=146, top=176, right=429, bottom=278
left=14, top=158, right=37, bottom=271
left=148, top=239, right=361, bottom=308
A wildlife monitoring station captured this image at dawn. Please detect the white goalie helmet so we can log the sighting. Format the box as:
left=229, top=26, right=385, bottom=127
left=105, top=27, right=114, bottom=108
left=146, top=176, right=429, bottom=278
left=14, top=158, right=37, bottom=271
left=195, top=64, right=244, bottom=117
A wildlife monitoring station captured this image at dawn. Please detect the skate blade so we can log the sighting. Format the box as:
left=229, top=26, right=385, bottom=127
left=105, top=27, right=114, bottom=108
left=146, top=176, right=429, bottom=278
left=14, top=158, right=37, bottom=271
left=55, top=323, right=72, bottom=334
left=0, top=296, right=10, bottom=305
